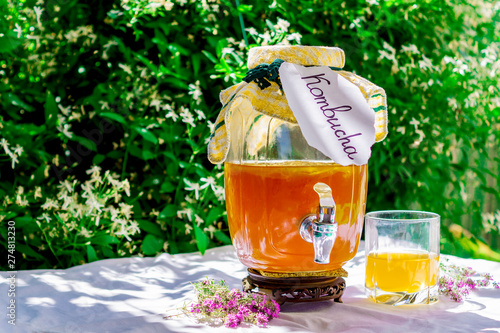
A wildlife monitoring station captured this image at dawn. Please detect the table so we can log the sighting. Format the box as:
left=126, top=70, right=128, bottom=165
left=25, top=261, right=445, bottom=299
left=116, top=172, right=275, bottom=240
left=1, top=242, right=499, bottom=333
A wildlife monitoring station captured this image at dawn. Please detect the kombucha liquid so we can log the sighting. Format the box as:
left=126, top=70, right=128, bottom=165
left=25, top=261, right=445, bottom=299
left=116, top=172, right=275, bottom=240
left=365, top=251, right=439, bottom=293
left=224, top=161, right=368, bottom=273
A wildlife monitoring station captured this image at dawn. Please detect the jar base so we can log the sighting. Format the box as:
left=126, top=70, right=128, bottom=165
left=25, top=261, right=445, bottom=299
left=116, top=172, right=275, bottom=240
left=242, top=268, right=346, bottom=305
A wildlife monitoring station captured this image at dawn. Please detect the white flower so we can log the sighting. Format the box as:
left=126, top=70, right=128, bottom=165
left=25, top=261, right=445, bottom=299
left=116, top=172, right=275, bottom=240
left=81, top=182, right=95, bottom=196
left=166, top=110, right=179, bottom=122
left=213, top=185, right=225, bottom=201
left=207, top=120, right=215, bottom=134
left=180, top=106, right=196, bottom=127
left=401, top=44, right=420, bottom=55
left=57, top=123, right=73, bottom=138
left=245, top=27, right=258, bottom=36
left=118, top=63, right=133, bottom=75
left=452, top=59, right=469, bottom=75
left=185, top=223, right=193, bottom=234
left=13, top=144, right=23, bottom=156
left=121, top=179, right=131, bottom=197
left=16, top=194, right=29, bottom=207
left=200, top=176, right=216, bottom=191
left=58, top=191, right=73, bottom=210
left=34, top=187, right=42, bottom=199
left=0, top=138, right=11, bottom=155
left=184, top=179, right=201, bottom=200
left=260, top=31, right=272, bottom=45
left=10, top=154, right=19, bottom=169
left=378, top=41, right=396, bottom=62
left=286, top=33, right=302, bottom=44
left=127, top=220, right=140, bottom=236
left=99, top=101, right=110, bottom=110
left=204, top=225, right=217, bottom=239
left=194, top=214, right=204, bottom=227
left=221, top=47, right=234, bottom=57
left=164, top=0, right=174, bottom=10
left=349, top=17, right=362, bottom=29
left=14, top=23, right=22, bottom=38
left=78, top=227, right=93, bottom=239
left=37, top=213, right=52, bottom=223
left=119, top=202, right=134, bottom=219
left=419, top=55, right=438, bottom=72
left=150, top=99, right=162, bottom=111
left=58, top=179, right=75, bottom=193
left=34, top=6, right=44, bottom=27
left=409, top=117, right=420, bottom=130
left=85, top=193, right=104, bottom=214
left=443, top=56, right=455, bottom=64
left=366, top=0, right=379, bottom=5
left=188, top=82, right=203, bottom=101
left=177, top=208, right=193, bottom=221
left=41, top=198, right=59, bottom=210
left=86, top=165, right=101, bottom=177
left=194, top=109, right=206, bottom=120
left=275, top=18, right=290, bottom=32
left=106, top=172, right=121, bottom=188
left=58, top=104, right=71, bottom=116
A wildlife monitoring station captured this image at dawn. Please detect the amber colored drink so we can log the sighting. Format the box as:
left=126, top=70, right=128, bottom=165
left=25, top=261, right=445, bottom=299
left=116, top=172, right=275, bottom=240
left=365, top=251, right=440, bottom=294
left=224, top=161, right=368, bottom=273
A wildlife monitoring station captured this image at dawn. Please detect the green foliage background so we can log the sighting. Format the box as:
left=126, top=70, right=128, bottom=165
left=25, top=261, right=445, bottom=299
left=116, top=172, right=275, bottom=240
left=1, top=0, right=499, bottom=269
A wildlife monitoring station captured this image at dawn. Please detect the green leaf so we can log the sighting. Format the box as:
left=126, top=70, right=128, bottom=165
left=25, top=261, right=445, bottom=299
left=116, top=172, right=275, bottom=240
left=193, top=224, right=209, bottom=254
left=206, top=207, right=223, bottom=224
left=167, top=43, right=190, bottom=56
left=237, top=4, right=253, bottom=13
left=159, top=204, right=177, bottom=219
left=128, top=145, right=143, bottom=159
left=142, top=150, right=156, bottom=160
left=0, top=33, right=22, bottom=53
left=134, top=53, right=158, bottom=73
left=102, top=247, right=116, bottom=258
left=16, top=244, right=46, bottom=261
left=86, top=244, right=98, bottom=262
left=202, top=50, right=218, bottom=64
left=100, top=112, right=127, bottom=125
left=44, top=91, right=58, bottom=127
left=70, top=135, right=97, bottom=152
left=167, top=162, right=179, bottom=175
left=192, top=53, right=201, bottom=77
left=142, top=234, right=164, bottom=255
left=134, top=127, right=158, bottom=144
left=138, top=219, right=164, bottom=238
left=91, top=234, right=119, bottom=247
left=214, top=230, right=232, bottom=245
left=160, top=181, right=175, bottom=193
left=93, top=154, right=105, bottom=165
left=7, top=93, right=34, bottom=111
left=13, top=216, right=34, bottom=228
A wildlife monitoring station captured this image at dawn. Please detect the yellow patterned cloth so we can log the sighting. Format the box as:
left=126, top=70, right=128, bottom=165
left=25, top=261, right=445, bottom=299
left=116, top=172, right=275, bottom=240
left=208, top=45, right=388, bottom=164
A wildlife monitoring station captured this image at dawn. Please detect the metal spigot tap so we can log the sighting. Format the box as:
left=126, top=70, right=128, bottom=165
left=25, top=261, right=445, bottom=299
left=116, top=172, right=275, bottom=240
left=299, top=183, right=338, bottom=264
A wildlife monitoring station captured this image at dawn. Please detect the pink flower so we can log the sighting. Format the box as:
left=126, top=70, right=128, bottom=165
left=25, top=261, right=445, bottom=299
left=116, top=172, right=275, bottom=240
left=225, top=313, right=242, bottom=328
left=255, top=312, right=269, bottom=327
left=190, top=303, right=201, bottom=313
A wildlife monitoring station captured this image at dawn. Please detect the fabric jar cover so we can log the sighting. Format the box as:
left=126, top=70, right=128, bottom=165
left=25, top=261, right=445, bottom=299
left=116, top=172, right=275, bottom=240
left=207, top=45, right=388, bottom=164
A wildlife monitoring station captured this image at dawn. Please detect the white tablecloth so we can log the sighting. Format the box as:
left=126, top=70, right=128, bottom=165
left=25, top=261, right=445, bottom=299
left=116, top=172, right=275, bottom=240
left=1, top=242, right=500, bottom=333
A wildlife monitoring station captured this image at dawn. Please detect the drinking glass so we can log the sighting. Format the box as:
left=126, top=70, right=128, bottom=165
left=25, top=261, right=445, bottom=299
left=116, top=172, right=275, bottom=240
left=365, top=210, right=440, bottom=305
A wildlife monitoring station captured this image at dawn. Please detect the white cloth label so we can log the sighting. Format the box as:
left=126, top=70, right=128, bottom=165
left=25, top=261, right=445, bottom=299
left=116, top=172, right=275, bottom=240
left=279, top=63, right=376, bottom=166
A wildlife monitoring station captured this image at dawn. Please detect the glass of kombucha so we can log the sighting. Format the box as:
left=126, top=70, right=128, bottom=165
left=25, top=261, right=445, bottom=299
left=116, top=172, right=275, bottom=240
left=364, top=210, right=440, bottom=305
